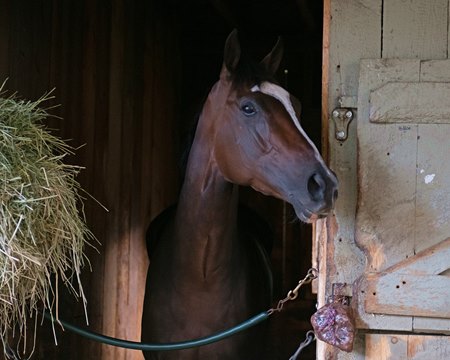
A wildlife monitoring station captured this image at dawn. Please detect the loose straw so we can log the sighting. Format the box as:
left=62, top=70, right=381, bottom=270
left=0, top=88, right=95, bottom=357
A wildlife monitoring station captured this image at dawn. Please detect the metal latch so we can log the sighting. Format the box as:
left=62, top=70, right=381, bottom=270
left=331, top=108, right=354, bottom=141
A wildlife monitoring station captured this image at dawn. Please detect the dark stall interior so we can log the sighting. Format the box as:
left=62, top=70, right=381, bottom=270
left=0, top=1, right=323, bottom=359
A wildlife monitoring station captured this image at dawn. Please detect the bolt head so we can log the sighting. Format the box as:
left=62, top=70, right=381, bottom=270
left=332, top=110, right=340, bottom=118
left=345, top=110, right=353, bottom=119
left=336, top=131, right=346, bottom=139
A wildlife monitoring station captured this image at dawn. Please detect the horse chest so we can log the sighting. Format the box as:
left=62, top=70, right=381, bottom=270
left=142, top=211, right=271, bottom=359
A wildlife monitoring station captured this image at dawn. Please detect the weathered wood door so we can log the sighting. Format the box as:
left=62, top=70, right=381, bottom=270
left=318, top=1, right=450, bottom=358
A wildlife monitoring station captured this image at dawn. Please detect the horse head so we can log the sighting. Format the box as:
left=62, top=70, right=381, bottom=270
left=200, top=30, right=338, bottom=222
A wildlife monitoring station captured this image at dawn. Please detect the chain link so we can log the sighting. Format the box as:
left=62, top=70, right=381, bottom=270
left=267, top=268, right=318, bottom=315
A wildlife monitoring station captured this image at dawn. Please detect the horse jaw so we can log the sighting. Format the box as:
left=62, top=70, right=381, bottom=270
left=250, top=182, right=323, bottom=223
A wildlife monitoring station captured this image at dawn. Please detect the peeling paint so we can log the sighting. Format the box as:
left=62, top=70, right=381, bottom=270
left=424, top=174, right=435, bottom=184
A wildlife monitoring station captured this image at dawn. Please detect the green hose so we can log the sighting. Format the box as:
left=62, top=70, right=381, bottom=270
left=44, top=311, right=270, bottom=351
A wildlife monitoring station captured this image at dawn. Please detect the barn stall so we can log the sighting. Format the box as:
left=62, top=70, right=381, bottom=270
left=0, top=0, right=323, bottom=359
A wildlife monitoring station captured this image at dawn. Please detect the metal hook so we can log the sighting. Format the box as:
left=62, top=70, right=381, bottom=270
left=288, top=330, right=316, bottom=360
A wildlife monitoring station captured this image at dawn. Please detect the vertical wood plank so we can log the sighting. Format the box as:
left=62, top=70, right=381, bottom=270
left=126, top=2, right=148, bottom=358
left=321, top=0, right=330, bottom=162
left=325, top=0, right=382, bottom=294
left=366, top=334, right=408, bottom=360
left=355, top=59, right=420, bottom=332
left=383, top=0, right=448, bottom=59
left=320, top=0, right=382, bottom=358
left=413, top=60, right=450, bottom=335
left=356, top=60, right=419, bottom=272
left=116, top=2, right=134, bottom=357
left=414, top=124, right=450, bottom=253
left=7, top=0, right=53, bottom=99
left=102, top=0, right=124, bottom=358
left=148, top=19, right=179, bottom=219
left=449, top=0, right=450, bottom=57
left=0, top=0, right=11, bottom=81
left=325, top=0, right=382, bottom=289
left=317, top=4, right=330, bottom=359
left=78, top=0, right=109, bottom=358
left=416, top=61, right=450, bottom=261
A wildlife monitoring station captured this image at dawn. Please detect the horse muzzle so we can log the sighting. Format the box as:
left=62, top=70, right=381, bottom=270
left=290, top=169, right=338, bottom=223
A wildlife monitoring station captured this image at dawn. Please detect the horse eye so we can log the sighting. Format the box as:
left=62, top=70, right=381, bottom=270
left=241, top=102, right=257, bottom=116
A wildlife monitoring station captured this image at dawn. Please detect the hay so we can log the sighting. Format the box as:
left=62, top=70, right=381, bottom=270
left=0, top=89, right=95, bottom=355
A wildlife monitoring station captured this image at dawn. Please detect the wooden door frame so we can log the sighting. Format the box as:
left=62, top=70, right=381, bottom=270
left=316, top=0, right=367, bottom=358
left=315, top=2, right=336, bottom=358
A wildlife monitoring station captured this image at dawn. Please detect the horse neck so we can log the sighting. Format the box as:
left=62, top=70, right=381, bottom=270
left=171, top=97, right=242, bottom=284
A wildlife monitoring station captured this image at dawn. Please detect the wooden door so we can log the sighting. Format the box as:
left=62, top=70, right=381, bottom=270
left=319, top=1, right=450, bottom=359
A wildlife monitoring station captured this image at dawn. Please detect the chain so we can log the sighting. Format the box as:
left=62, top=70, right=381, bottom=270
left=267, top=268, right=318, bottom=315
left=288, top=330, right=316, bottom=360
left=265, top=268, right=318, bottom=358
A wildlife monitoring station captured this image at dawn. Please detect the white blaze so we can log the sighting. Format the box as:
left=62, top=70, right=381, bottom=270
left=251, top=82, right=330, bottom=174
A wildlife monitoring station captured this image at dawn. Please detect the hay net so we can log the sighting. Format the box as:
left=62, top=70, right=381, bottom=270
left=0, top=89, right=95, bottom=356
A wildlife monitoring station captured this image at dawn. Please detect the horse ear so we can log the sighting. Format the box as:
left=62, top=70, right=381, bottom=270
left=260, top=37, right=283, bottom=76
left=221, top=29, right=241, bottom=79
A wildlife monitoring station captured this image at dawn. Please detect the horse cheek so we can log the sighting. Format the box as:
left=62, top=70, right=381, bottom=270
left=213, top=139, right=246, bottom=185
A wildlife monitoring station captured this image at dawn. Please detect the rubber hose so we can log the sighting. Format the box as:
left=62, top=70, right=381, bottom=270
left=44, top=311, right=270, bottom=351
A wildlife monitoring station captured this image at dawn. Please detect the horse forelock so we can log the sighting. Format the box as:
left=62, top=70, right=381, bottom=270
left=229, top=56, right=276, bottom=89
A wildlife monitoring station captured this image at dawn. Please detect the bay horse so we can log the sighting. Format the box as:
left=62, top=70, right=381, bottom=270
left=141, top=30, right=338, bottom=360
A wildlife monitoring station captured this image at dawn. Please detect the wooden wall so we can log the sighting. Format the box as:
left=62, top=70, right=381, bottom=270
left=0, top=1, right=324, bottom=359
left=0, top=1, right=180, bottom=359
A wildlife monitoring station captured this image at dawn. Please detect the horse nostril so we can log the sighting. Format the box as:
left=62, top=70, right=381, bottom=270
left=307, top=172, right=325, bottom=202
